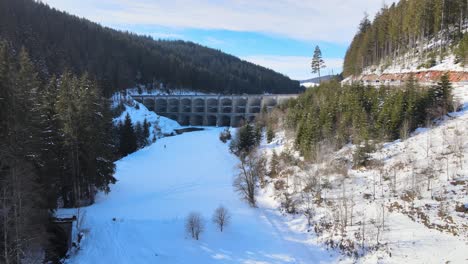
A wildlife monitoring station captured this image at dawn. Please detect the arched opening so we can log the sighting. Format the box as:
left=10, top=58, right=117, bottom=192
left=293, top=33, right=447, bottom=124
left=221, top=98, right=232, bottom=113
left=207, top=98, right=218, bottom=113
left=206, top=115, right=217, bottom=126
left=168, top=98, right=179, bottom=113
left=264, top=97, right=277, bottom=111
left=155, top=99, right=167, bottom=113
left=193, top=98, right=205, bottom=113
left=178, top=115, right=190, bottom=126
left=231, top=116, right=245, bottom=127
left=190, top=115, right=204, bottom=126
left=143, top=98, right=155, bottom=111
left=181, top=98, right=191, bottom=113
left=234, top=98, right=247, bottom=113
left=219, top=115, right=231, bottom=127
left=249, top=97, right=261, bottom=113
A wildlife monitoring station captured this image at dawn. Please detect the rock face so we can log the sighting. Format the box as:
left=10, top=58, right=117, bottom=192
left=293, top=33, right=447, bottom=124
left=342, top=71, right=468, bottom=86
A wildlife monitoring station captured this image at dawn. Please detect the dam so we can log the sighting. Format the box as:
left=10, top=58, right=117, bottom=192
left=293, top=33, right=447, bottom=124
left=131, top=94, right=298, bottom=127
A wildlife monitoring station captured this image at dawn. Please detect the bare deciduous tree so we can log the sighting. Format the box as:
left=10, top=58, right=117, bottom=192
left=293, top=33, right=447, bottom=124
left=185, top=212, right=205, bottom=240
left=233, top=152, right=266, bottom=207
left=212, top=206, right=231, bottom=232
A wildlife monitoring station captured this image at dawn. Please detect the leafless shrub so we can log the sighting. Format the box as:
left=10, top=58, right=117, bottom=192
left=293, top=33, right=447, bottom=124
left=185, top=212, right=205, bottom=240
left=212, top=206, right=231, bottom=232
left=281, top=192, right=297, bottom=214
left=219, top=128, right=231, bottom=143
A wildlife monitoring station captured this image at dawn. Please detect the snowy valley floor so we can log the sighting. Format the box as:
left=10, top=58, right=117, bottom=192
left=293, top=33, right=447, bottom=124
left=62, top=128, right=337, bottom=264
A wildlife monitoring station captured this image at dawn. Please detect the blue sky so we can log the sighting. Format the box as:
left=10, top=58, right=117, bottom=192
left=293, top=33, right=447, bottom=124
left=41, top=0, right=389, bottom=80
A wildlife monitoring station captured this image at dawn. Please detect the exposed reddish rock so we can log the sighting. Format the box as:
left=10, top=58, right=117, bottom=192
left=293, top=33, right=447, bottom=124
left=345, top=71, right=468, bottom=85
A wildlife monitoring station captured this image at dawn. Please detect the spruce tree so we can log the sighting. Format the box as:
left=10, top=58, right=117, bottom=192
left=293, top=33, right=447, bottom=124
left=266, top=125, right=275, bottom=143
left=434, top=72, right=453, bottom=114
left=119, top=113, right=137, bottom=156
left=135, top=121, right=144, bottom=149
left=143, top=118, right=150, bottom=146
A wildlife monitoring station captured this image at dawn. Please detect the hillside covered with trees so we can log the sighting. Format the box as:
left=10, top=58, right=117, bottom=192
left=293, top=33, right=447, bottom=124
left=0, top=0, right=301, bottom=95
left=283, top=76, right=453, bottom=160
left=343, top=0, right=467, bottom=77
left=0, top=41, right=118, bottom=262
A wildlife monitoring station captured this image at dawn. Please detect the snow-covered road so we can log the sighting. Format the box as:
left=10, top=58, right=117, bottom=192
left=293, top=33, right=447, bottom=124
left=64, top=128, right=335, bottom=264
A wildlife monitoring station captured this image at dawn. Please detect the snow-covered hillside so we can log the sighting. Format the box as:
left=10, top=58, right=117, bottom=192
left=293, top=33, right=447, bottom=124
left=60, top=127, right=341, bottom=264
left=342, top=41, right=467, bottom=87
left=258, top=85, right=468, bottom=263
left=112, top=93, right=182, bottom=137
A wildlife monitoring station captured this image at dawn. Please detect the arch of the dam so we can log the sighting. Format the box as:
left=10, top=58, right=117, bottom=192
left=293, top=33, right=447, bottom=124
left=131, top=94, right=298, bottom=127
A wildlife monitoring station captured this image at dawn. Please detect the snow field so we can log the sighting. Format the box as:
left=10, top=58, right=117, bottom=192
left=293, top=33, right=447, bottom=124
left=62, top=127, right=337, bottom=264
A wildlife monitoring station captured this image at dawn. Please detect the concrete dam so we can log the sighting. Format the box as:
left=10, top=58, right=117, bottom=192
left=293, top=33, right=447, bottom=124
left=132, top=94, right=298, bottom=127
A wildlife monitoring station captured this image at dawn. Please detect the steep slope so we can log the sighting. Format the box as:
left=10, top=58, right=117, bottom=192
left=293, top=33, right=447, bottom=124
left=342, top=0, right=467, bottom=86
left=258, top=84, right=468, bottom=263
left=0, top=0, right=301, bottom=95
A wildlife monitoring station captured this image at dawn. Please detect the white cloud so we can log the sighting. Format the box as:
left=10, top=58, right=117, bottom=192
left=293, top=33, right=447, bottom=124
left=42, top=0, right=391, bottom=43
left=241, top=55, right=343, bottom=80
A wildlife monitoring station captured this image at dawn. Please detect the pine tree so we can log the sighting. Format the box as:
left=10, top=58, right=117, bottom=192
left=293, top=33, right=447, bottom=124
left=229, top=124, right=261, bottom=157
left=0, top=47, right=48, bottom=263
left=269, top=151, right=280, bottom=178
left=135, top=122, right=144, bottom=149
left=37, top=76, right=64, bottom=208
left=142, top=118, right=150, bottom=146
left=266, top=125, right=275, bottom=143
left=119, top=113, right=137, bottom=156
left=433, top=72, right=453, bottom=114
left=311, top=46, right=326, bottom=83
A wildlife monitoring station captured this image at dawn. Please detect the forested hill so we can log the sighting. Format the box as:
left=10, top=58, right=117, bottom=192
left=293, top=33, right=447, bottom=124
left=343, top=0, right=467, bottom=78
left=0, top=0, right=302, bottom=95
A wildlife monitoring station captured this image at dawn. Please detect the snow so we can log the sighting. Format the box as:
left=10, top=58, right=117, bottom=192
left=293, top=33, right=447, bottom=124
left=301, top=82, right=319, bottom=88
left=61, top=128, right=337, bottom=264
left=257, top=85, right=468, bottom=263
left=365, top=53, right=466, bottom=76
left=114, top=102, right=181, bottom=136
left=126, top=86, right=210, bottom=96
left=112, top=94, right=182, bottom=136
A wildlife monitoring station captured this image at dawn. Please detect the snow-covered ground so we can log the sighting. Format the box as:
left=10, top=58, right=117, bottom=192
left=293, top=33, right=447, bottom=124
left=126, top=86, right=210, bottom=96
left=362, top=53, right=466, bottom=76
left=112, top=93, right=182, bottom=137
left=301, top=82, right=319, bottom=88
left=258, top=85, right=468, bottom=263
left=61, top=127, right=338, bottom=264
left=114, top=101, right=182, bottom=136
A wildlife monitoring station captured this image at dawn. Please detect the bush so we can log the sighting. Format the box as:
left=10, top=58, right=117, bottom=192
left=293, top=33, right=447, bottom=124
left=219, top=128, right=232, bottom=143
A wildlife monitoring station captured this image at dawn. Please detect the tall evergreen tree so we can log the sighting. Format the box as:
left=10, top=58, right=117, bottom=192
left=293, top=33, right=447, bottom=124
left=311, top=46, right=326, bottom=83
left=432, top=72, right=453, bottom=115
left=119, top=113, right=137, bottom=157
left=143, top=118, right=150, bottom=146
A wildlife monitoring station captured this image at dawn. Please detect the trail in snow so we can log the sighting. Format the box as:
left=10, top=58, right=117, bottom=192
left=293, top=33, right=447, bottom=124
left=63, top=128, right=335, bottom=264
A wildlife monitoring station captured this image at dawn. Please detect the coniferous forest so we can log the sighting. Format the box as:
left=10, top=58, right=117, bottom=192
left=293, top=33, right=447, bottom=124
left=0, top=41, right=117, bottom=262
left=0, top=0, right=302, bottom=95
left=285, top=76, right=453, bottom=161
left=343, top=0, right=467, bottom=77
